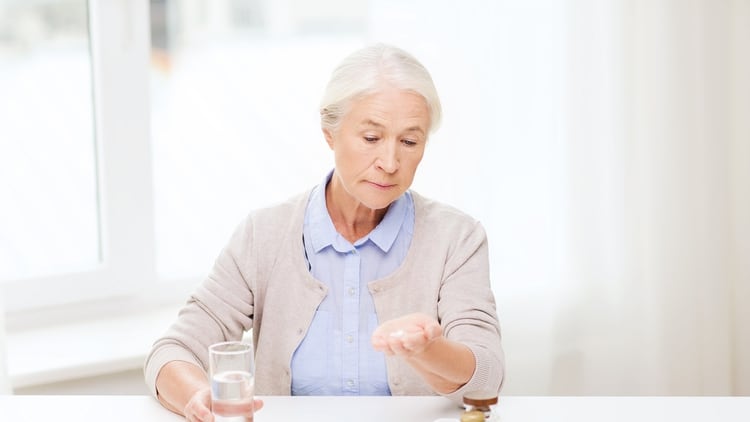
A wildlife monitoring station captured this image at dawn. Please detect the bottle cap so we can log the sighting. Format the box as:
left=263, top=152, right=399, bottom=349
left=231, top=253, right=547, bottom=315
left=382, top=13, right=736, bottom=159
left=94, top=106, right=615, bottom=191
left=462, top=390, right=499, bottom=407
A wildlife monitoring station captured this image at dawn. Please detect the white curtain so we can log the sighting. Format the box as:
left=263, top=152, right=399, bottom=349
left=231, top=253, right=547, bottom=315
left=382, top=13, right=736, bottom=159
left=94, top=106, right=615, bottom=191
left=499, top=0, right=749, bottom=395
left=546, top=0, right=749, bottom=395
left=375, top=0, right=749, bottom=395
left=0, top=294, right=10, bottom=394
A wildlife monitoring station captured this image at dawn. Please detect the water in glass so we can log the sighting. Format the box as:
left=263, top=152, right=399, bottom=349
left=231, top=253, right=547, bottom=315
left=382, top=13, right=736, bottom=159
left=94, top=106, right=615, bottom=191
left=211, top=370, right=254, bottom=422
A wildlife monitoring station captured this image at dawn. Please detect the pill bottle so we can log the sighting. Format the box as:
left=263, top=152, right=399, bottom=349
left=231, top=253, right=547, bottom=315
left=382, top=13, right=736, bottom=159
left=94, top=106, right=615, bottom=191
left=460, top=410, right=485, bottom=422
left=462, top=390, right=499, bottom=421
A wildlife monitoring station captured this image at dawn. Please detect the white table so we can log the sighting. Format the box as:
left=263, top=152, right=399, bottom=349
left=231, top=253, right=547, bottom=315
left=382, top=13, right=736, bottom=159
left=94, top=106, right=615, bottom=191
left=1, top=395, right=749, bottom=421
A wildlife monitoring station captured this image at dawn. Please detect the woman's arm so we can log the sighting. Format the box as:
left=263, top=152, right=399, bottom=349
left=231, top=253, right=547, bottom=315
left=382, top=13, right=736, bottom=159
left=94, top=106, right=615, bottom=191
left=371, top=313, right=475, bottom=394
left=155, top=361, right=212, bottom=418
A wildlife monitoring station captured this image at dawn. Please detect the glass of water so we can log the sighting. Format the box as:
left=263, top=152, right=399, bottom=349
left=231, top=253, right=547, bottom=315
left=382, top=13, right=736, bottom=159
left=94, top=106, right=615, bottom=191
left=209, top=341, right=255, bottom=422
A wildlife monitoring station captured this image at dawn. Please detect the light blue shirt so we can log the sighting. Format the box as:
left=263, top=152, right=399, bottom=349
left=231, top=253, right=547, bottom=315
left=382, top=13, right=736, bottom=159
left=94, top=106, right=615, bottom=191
left=291, top=172, right=415, bottom=396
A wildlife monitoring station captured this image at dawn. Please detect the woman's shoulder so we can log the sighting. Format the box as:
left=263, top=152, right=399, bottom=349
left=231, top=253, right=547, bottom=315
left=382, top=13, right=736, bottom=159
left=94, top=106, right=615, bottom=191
left=248, top=190, right=310, bottom=222
left=410, top=190, right=480, bottom=226
left=409, top=191, right=489, bottom=261
left=228, top=190, right=310, bottom=243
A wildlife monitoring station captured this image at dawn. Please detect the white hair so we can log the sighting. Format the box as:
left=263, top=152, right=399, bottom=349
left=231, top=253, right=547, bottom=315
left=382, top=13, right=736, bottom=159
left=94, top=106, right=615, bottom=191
left=319, top=44, right=442, bottom=135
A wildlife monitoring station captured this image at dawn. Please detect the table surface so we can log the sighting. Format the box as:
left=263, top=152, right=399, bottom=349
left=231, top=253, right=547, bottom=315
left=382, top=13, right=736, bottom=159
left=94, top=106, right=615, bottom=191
left=2, top=395, right=749, bottom=421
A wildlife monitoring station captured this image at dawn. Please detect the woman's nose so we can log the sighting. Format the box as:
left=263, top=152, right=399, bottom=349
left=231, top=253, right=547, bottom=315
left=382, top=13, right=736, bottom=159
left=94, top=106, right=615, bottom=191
left=376, top=141, right=400, bottom=173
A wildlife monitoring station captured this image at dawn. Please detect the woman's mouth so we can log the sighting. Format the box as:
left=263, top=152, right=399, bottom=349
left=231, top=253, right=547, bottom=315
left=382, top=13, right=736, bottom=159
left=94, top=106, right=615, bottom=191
left=369, top=181, right=395, bottom=189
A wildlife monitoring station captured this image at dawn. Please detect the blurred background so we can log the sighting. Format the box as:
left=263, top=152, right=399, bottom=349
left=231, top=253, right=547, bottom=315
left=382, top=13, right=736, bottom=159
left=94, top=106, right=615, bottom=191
left=0, top=0, right=748, bottom=396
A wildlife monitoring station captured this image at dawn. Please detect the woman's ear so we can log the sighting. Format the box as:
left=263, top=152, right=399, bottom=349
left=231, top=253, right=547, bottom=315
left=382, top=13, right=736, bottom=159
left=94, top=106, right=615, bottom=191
left=322, top=127, right=335, bottom=150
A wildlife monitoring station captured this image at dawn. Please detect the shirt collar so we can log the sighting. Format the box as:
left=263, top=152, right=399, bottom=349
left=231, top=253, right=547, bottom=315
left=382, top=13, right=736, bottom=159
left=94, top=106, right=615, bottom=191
left=307, top=170, right=409, bottom=254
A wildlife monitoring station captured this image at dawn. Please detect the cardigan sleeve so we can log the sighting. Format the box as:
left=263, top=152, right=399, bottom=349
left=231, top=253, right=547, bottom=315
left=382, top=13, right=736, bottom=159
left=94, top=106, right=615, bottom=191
left=437, top=220, right=505, bottom=403
left=143, top=216, right=256, bottom=398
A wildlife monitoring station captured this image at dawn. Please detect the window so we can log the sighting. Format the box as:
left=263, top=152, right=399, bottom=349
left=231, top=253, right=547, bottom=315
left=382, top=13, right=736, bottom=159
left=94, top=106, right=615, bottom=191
left=0, top=1, right=99, bottom=282
left=2, top=0, right=513, bottom=314
left=1, top=1, right=158, bottom=313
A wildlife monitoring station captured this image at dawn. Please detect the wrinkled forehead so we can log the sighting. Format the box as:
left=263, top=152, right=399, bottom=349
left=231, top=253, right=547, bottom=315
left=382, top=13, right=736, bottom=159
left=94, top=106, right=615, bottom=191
left=342, top=86, right=431, bottom=131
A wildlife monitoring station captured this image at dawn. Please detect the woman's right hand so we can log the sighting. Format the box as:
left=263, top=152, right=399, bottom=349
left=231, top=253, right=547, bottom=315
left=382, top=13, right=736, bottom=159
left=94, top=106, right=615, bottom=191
left=183, top=387, right=213, bottom=421
left=155, top=361, right=263, bottom=421
left=183, top=387, right=264, bottom=422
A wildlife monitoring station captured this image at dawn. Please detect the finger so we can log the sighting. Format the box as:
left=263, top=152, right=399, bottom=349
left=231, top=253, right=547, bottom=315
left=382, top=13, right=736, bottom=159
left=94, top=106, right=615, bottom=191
left=233, top=400, right=264, bottom=421
left=371, top=335, right=387, bottom=350
left=401, top=330, right=430, bottom=352
left=185, top=404, right=205, bottom=422
left=373, top=330, right=405, bottom=353
left=194, top=404, right=213, bottom=422
left=254, top=399, right=264, bottom=412
left=373, top=338, right=394, bottom=355
left=212, top=399, right=254, bottom=417
left=386, top=335, right=411, bottom=355
left=187, top=411, right=210, bottom=422
left=425, top=321, right=443, bottom=340
left=186, top=388, right=214, bottom=422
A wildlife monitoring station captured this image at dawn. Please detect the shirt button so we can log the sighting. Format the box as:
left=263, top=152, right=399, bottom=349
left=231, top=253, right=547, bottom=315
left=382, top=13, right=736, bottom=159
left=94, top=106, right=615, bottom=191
left=348, top=287, right=355, bottom=296
left=345, top=335, right=353, bottom=343
left=346, top=379, right=355, bottom=387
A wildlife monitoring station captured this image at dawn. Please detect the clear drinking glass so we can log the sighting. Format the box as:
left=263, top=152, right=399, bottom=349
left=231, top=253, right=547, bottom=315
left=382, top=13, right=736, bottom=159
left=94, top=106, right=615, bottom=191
left=209, top=341, right=255, bottom=422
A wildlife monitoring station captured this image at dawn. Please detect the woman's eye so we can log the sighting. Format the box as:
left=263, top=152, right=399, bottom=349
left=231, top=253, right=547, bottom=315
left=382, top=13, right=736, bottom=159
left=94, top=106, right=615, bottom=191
left=364, top=137, right=378, bottom=142
left=402, top=139, right=418, bottom=146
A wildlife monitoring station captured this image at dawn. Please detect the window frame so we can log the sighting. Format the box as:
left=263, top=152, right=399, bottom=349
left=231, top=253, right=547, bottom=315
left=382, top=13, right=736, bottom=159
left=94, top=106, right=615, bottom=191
left=2, top=0, right=197, bottom=316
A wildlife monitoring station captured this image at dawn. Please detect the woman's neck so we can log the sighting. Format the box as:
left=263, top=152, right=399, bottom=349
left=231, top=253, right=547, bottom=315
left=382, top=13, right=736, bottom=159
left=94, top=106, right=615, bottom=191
left=325, top=179, right=388, bottom=243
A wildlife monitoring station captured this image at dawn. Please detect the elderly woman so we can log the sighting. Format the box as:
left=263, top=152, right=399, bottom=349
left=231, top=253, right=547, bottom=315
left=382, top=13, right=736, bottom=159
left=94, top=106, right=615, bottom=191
left=144, top=44, right=504, bottom=420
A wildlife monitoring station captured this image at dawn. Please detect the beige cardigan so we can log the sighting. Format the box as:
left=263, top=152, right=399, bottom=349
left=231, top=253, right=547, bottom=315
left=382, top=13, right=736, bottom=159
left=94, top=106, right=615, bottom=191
left=144, top=190, right=504, bottom=403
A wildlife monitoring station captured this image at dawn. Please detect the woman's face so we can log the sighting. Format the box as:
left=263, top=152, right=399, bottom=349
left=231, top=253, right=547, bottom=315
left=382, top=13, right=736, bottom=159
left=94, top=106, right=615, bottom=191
left=324, top=87, right=430, bottom=211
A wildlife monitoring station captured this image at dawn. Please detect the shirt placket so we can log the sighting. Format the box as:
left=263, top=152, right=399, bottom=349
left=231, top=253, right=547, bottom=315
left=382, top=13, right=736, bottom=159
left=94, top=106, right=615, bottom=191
left=341, top=248, right=360, bottom=394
